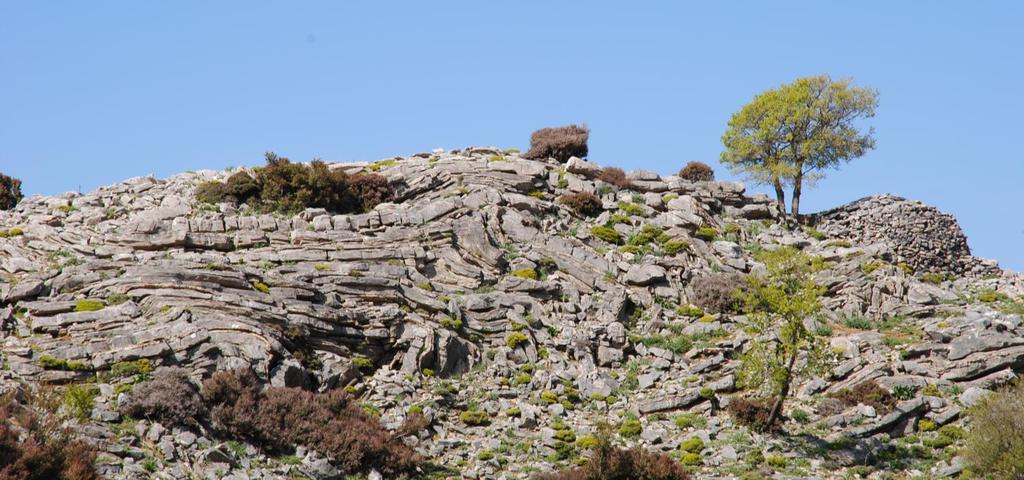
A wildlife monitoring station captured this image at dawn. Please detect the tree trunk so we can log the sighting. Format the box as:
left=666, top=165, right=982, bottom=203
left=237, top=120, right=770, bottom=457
left=791, top=167, right=804, bottom=217
left=766, top=328, right=800, bottom=430
left=773, top=179, right=787, bottom=214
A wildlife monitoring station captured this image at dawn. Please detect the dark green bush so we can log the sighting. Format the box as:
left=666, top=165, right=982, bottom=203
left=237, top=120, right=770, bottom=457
left=678, top=161, right=714, bottom=182
left=524, top=124, right=590, bottom=163
left=195, top=153, right=394, bottom=215
left=0, top=172, right=23, bottom=211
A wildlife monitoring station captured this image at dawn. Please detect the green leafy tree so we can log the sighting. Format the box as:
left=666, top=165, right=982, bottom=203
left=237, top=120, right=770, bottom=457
left=736, top=247, right=833, bottom=431
left=721, top=75, right=879, bottom=216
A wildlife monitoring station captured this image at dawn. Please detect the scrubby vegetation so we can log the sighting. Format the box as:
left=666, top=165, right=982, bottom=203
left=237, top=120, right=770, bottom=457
left=536, top=424, right=690, bottom=480
left=962, top=379, right=1024, bottom=479
left=0, top=172, right=23, bottom=211
left=689, top=272, right=747, bottom=313
left=200, top=368, right=421, bottom=476
left=597, top=167, right=631, bottom=189
left=559, top=191, right=603, bottom=217
left=678, top=161, right=714, bottom=182
left=524, top=124, right=590, bottom=163
left=121, top=367, right=204, bottom=427
left=195, top=153, right=394, bottom=215
left=0, top=393, right=99, bottom=479
left=727, top=397, right=775, bottom=432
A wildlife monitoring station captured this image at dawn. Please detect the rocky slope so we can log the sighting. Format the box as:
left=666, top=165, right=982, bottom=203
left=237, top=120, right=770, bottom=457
left=0, top=148, right=1021, bottom=479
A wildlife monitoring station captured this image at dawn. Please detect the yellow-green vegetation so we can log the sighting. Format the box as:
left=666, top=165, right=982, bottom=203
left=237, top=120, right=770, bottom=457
left=663, top=240, right=690, bottom=255
left=618, top=418, right=642, bottom=438
left=250, top=280, right=271, bottom=294
left=38, top=354, right=91, bottom=372
left=575, top=434, right=599, bottom=449
left=977, top=289, right=1009, bottom=303
left=695, top=226, right=717, bottom=241
left=766, top=455, right=787, bottom=468
left=607, top=213, right=632, bottom=225
left=0, top=227, right=24, bottom=238
left=860, top=259, right=885, bottom=275
left=459, top=409, right=490, bottom=426
left=825, top=240, right=853, bottom=248
left=674, top=413, right=707, bottom=429
left=416, top=281, right=434, bottom=291
left=675, top=305, right=704, bottom=317
left=439, top=317, right=463, bottom=330
left=367, top=159, right=398, bottom=171
left=511, top=268, right=539, bottom=280
left=74, top=299, right=105, bottom=312
left=488, top=155, right=506, bottom=162
left=352, top=356, right=373, bottom=371
left=736, top=246, right=830, bottom=431
left=963, top=380, right=1024, bottom=479
left=110, top=359, right=153, bottom=378
left=617, top=201, right=646, bottom=217
left=506, top=332, right=529, bottom=349
left=590, top=225, right=623, bottom=245
left=917, top=419, right=937, bottom=432
left=680, top=437, right=705, bottom=454
left=803, top=226, right=826, bottom=240
left=681, top=452, right=701, bottom=466
left=920, top=272, right=947, bottom=284
left=105, top=292, right=130, bottom=306
left=63, top=384, right=97, bottom=421
left=721, top=75, right=878, bottom=216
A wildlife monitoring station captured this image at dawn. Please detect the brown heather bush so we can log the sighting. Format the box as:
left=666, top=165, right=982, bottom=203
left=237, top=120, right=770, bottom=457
left=535, top=424, right=689, bottom=480
left=597, top=167, right=631, bottom=189
left=0, top=172, right=23, bottom=211
left=0, top=393, right=99, bottom=480
left=195, top=153, right=393, bottom=215
left=678, top=161, right=715, bottom=182
left=726, top=397, right=775, bottom=433
left=201, top=369, right=421, bottom=476
left=121, top=367, right=204, bottom=427
left=829, top=380, right=896, bottom=414
left=559, top=191, right=603, bottom=217
left=689, top=272, right=747, bottom=314
left=963, top=380, right=1024, bottom=479
left=524, top=124, right=590, bottom=163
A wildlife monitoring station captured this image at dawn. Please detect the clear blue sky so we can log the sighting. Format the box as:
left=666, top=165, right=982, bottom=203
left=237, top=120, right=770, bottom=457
left=2, top=2, right=1021, bottom=271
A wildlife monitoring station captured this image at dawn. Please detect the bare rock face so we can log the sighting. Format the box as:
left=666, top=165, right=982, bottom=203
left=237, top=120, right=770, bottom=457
left=812, top=194, right=1000, bottom=276
left=0, top=150, right=1019, bottom=479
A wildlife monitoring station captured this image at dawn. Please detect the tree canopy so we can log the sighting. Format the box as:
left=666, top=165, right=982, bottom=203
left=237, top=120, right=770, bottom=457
left=721, top=75, right=879, bottom=216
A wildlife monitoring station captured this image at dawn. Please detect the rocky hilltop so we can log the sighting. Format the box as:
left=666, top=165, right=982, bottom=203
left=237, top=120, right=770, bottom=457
left=1, top=148, right=1022, bottom=479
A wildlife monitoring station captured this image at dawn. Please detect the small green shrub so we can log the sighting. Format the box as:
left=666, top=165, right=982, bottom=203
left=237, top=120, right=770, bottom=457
left=921, top=272, right=947, bottom=284
left=679, top=437, right=705, bottom=454
left=860, top=260, right=885, bottom=275
left=459, top=410, right=491, bottom=426
left=352, top=356, right=374, bottom=371
left=962, top=380, right=1024, bottom=478
left=842, top=315, right=873, bottom=330
left=680, top=452, right=701, bottom=466
left=663, top=240, right=690, bottom=255
left=892, top=385, right=917, bottom=401
left=74, top=300, right=105, bottom=312
left=803, top=227, right=826, bottom=241
left=694, top=227, right=717, bottom=241
left=618, top=419, right=642, bottom=438
left=511, top=268, right=539, bottom=280
left=977, top=289, right=1009, bottom=303
left=790, top=409, right=810, bottom=424
left=63, top=384, right=97, bottom=421
left=506, top=332, right=529, bottom=349
left=917, top=419, right=937, bottom=432
left=590, top=225, right=623, bottom=245
left=766, top=455, right=787, bottom=468
left=439, top=317, right=463, bottom=330
left=617, top=201, right=646, bottom=217
left=674, top=413, right=707, bottom=429
left=250, top=280, right=271, bottom=294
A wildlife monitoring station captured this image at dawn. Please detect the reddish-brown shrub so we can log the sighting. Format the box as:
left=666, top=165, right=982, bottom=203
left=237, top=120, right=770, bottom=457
left=829, top=380, right=896, bottom=414
left=0, top=172, right=23, bottom=211
left=201, top=369, right=421, bottom=476
left=347, top=173, right=394, bottom=211
left=121, top=367, right=204, bottom=427
left=0, top=394, right=99, bottom=480
left=678, top=161, right=714, bottom=182
left=689, top=272, right=747, bottom=313
left=597, top=167, right=631, bottom=189
left=559, top=191, right=603, bottom=217
left=524, top=124, right=590, bottom=163
left=536, top=425, right=689, bottom=480
left=727, top=397, right=775, bottom=433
